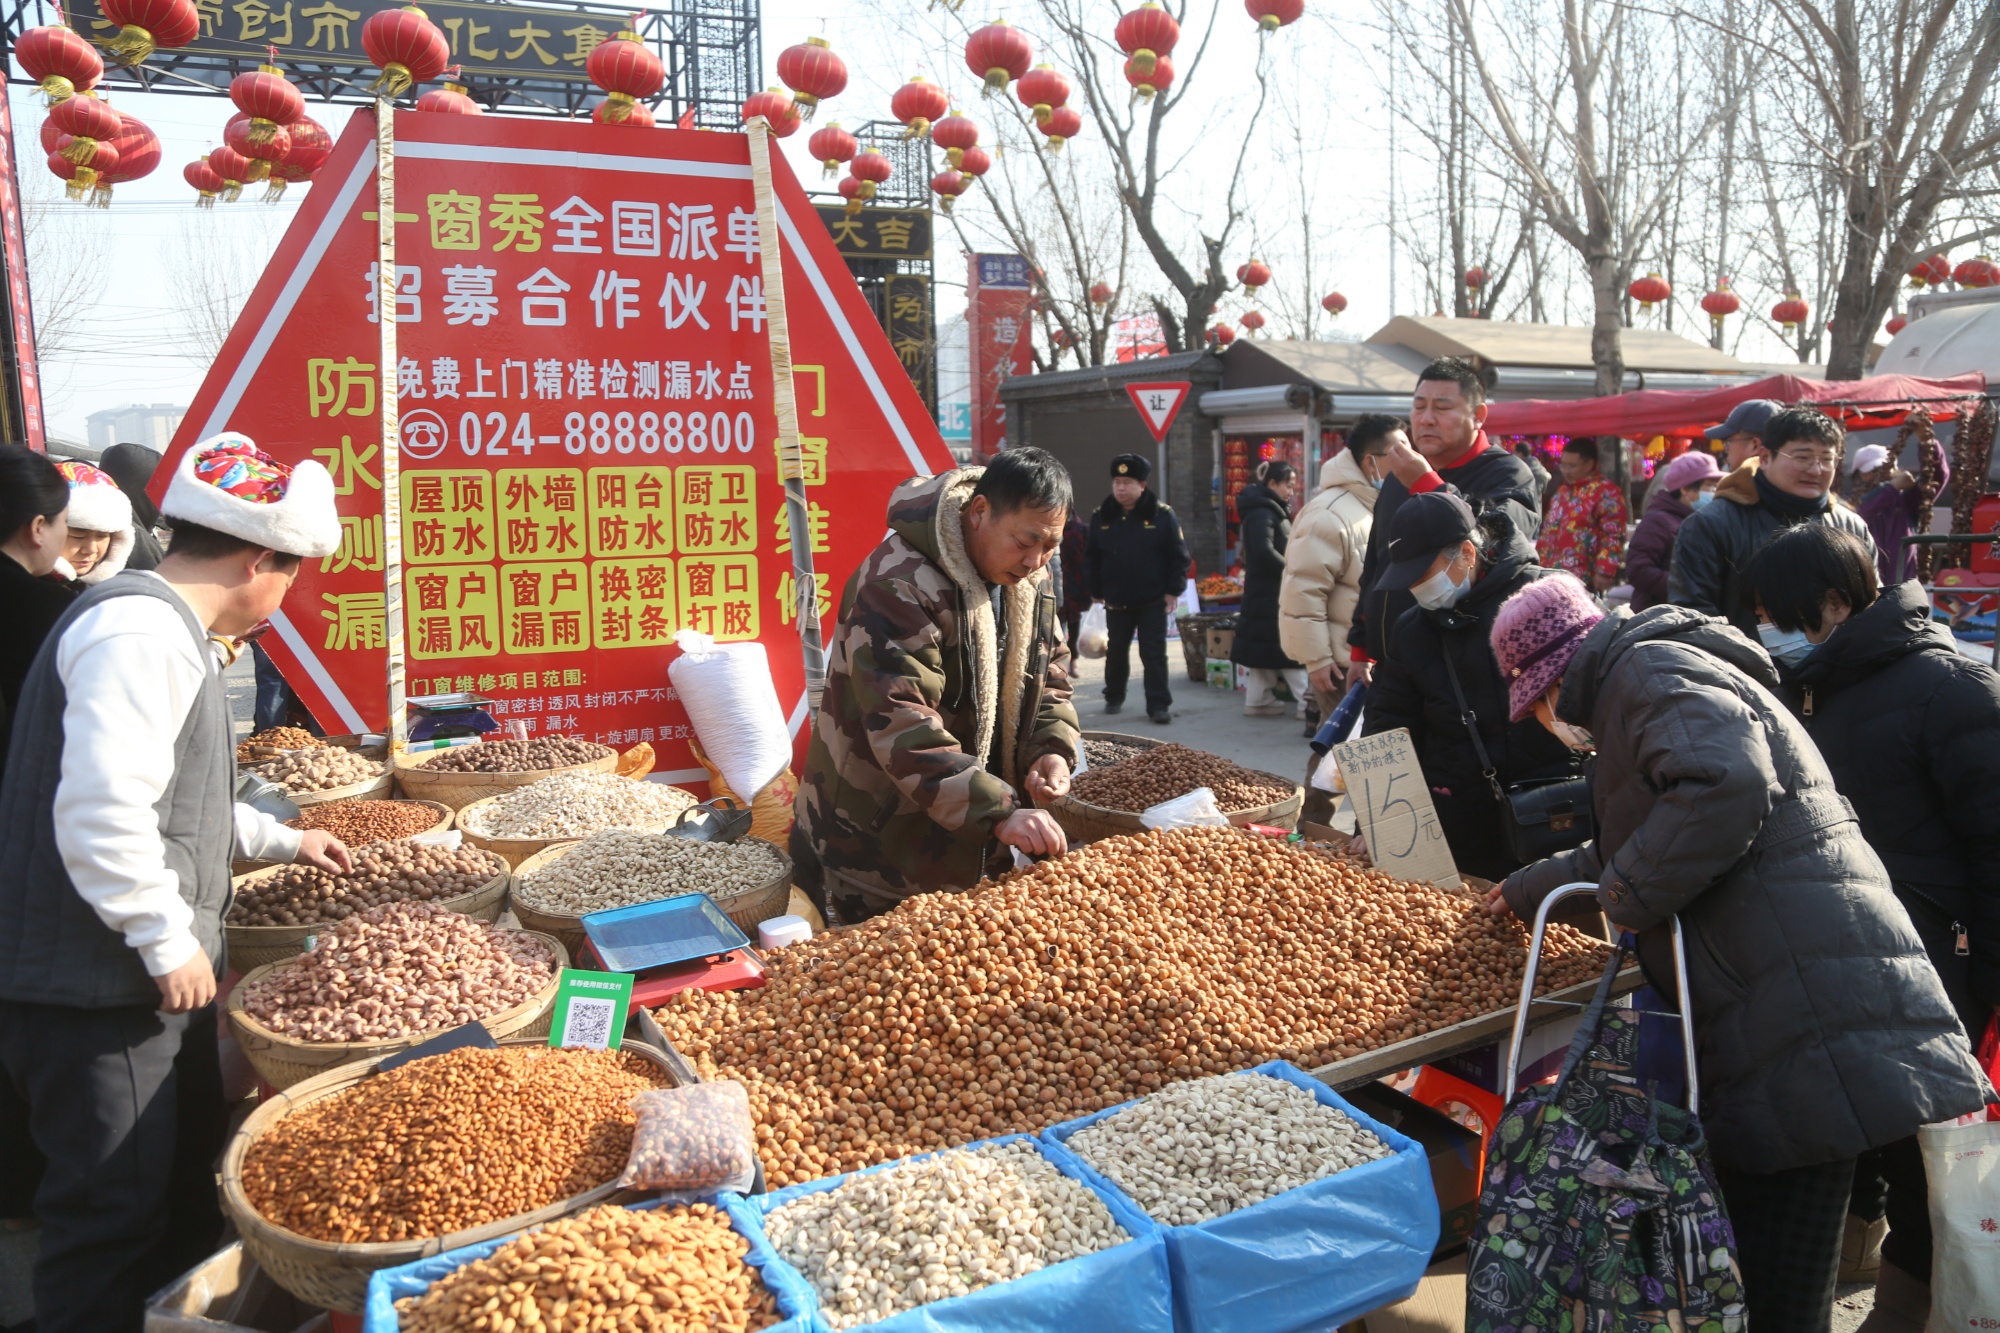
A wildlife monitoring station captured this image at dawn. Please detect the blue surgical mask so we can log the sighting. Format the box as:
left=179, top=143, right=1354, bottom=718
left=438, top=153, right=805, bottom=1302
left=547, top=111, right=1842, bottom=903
left=1757, top=621, right=1816, bottom=667
left=1412, top=558, right=1471, bottom=610
left=1691, top=490, right=1715, bottom=509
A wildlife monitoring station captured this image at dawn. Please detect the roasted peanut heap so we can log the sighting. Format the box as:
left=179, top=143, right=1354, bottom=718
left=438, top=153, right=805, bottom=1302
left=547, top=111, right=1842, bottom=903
left=240, top=1046, right=667, bottom=1243
left=1067, top=744, right=1295, bottom=812
left=394, top=1203, right=782, bottom=1333
left=654, top=827, right=1606, bottom=1187
left=284, top=798, right=442, bottom=844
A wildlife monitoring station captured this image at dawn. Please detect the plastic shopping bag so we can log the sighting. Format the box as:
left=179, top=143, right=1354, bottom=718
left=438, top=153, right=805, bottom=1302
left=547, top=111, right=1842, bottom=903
left=1921, top=1017, right=2000, bottom=1332
left=1077, top=604, right=1109, bottom=659
left=1140, top=787, right=1231, bottom=830
left=616, top=1080, right=759, bottom=1193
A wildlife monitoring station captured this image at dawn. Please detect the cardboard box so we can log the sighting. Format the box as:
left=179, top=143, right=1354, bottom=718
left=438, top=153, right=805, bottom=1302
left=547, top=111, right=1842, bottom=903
left=1204, top=626, right=1235, bottom=659
left=1340, top=1081, right=1483, bottom=1256
left=1205, top=658, right=1233, bottom=689
left=1359, top=1252, right=1468, bottom=1333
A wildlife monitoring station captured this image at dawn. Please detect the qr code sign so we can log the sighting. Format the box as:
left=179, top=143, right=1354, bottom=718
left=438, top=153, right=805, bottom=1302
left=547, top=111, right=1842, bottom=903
left=561, top=997, right=616, bottom=1049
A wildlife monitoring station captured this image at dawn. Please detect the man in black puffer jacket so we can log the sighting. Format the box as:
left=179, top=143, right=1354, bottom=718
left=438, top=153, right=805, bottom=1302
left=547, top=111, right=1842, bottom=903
left=1748, top=526, right=2000, bottom=1329
left=1361, top=493, right=1580, bottom=881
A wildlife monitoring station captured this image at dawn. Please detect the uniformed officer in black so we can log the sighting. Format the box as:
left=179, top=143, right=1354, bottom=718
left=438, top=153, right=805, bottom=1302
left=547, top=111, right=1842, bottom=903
left=1083, top=453, right=1189, bottom=723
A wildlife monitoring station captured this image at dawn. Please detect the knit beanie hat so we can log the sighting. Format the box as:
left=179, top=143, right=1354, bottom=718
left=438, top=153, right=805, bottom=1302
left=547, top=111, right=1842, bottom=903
left=1491, top=574, right=1606, bottom=722
left=1656, top=450, right=1721, bottom=494
left=161, top=434, right=341, bottom=558
left=53, top=458, right=134, bottom=585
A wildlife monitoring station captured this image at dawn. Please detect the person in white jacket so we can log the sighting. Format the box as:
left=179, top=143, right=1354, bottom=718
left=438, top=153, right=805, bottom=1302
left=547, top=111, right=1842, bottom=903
left=1278, top=415, right=1402, bottom=721
left=0, top=434, right=351, bottom=1333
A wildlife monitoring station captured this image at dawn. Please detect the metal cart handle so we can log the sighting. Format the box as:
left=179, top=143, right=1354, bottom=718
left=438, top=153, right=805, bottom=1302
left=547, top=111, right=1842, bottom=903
left=1502, top=881, right=1701, bottom=1115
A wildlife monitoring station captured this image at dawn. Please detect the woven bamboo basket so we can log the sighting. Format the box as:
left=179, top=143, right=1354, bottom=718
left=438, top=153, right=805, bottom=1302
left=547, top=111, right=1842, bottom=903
left=232, top=798, right=453, bottom=877
left=223, top=863, right=511, bottom=973
left=220, top=1038, right=675, bottom=1314
left=511, top=836, right=794, bottom=949
left=453, top=785, right=700, bottom=870
left=391, top=747, right=618, bottom=812
left=1047, top=767, right=1304, bottom=844
left=1078, top=729, right=1167, bottom=767
left=223, top=931, right=569, bottom=1091
left=277, top=769, right=393, bottom=809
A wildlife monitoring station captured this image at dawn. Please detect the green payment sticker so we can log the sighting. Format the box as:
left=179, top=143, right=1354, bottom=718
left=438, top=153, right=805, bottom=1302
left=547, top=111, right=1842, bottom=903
left=547, top=968, right=635, bottom=1051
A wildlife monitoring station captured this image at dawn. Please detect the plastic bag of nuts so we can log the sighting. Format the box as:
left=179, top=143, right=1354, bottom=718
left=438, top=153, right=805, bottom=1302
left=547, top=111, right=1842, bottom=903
left=615, top=1079, right=759, bottom=1193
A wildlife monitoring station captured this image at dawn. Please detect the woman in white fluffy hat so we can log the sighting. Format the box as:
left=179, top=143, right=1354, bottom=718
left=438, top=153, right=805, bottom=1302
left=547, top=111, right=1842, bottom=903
left=50, top=458, right=136, bottom=586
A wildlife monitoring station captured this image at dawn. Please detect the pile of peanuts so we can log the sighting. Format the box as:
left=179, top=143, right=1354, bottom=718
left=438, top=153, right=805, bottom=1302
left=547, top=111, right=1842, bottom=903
left=395, top=1203, right=782, bottom=1333
left=226, top=841, right=504, bottom=926
left=240, top=1046, right=667, bottom=1243
left=763, top=1140, right=1129, bottom=1328
left=1068, top=744, right=1294, bottom=813
left=417, top=737, right=612, bottom=773
left=654, top=827, right=1606, bottom=1187
left=236, top=726, right=324, bottom=763
left=235, top=903, right=556, bottom=1043
left=1064, top=1072, right=1391, bottom=1225
left=516, top=831, right=786, bottom=916
left=284, top=798, right=441, bottom=843
left=249, top=746, right=383, bottom=794
left=463, top=772, right=698, bottom=842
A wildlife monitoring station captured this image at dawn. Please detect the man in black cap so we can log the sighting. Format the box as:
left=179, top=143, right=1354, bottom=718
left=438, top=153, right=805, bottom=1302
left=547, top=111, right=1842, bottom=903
left=1084, top=453, right=1188, bottom=723
left=1358, top=491, right=1579, bottom=880
left=1706, top=398, right=1780, bottom=472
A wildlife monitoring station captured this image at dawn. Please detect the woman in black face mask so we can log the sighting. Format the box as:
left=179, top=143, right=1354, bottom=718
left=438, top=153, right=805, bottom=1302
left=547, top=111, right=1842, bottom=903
left=1746, top=521, right=2000, bottom=1328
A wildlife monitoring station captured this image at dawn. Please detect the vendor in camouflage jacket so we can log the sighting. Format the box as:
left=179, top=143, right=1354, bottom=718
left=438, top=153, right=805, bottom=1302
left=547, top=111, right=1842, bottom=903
left=796, top=449, right=1080, bottom=921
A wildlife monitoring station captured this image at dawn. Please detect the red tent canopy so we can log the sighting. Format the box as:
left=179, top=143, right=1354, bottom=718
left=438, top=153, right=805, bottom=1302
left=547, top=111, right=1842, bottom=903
left=1483, top=371, right=1988, bottom=438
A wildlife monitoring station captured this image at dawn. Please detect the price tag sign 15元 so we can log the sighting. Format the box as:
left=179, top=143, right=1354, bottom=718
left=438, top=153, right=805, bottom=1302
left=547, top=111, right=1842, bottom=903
left=1330, top=728, right=1462, bottom=890
left=548, top=968, right=635, bottom=1050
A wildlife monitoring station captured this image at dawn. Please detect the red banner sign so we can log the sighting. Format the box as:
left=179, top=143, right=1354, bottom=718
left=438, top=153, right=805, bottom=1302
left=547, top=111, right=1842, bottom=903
left=0, top=88, right=45, bottom=448
left=966, top=253, right=1033, bottom=459
left=160, top=110, right=949, bottom=783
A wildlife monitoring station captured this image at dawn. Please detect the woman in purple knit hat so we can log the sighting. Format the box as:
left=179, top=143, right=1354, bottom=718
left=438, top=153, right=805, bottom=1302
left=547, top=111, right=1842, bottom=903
left=1482, top=575, right=1989, bottom=1333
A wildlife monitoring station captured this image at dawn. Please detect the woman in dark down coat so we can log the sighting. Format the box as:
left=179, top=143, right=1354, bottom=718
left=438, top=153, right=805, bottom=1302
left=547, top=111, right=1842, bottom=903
left=1486, top=574, right=1989, bottom=1333
left=1230, top=461, right=1308, bottom=716
left=1747, top=523, right=2000, bottom=1331
left=1625, top=450, right=1720, bottom=610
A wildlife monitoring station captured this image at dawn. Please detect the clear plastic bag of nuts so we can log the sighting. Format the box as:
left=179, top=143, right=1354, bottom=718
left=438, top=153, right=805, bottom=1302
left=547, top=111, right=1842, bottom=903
left=615, top=1079, right=759, bottom=1193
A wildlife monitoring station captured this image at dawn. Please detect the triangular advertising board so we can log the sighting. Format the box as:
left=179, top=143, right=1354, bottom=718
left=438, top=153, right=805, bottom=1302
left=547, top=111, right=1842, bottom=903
left=1123, top=380, right=1191, bottom=443
left=159, top=110, right=952, bottom=784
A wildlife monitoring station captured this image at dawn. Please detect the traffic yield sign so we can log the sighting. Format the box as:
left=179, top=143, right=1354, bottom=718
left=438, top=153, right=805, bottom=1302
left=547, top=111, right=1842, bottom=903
left=1124, top=381, right=1192, bottom=443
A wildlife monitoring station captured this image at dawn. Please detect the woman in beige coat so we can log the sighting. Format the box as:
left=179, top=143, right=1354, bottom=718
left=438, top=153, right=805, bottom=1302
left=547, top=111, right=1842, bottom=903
left=1279, top=415, right=1403, bottom=718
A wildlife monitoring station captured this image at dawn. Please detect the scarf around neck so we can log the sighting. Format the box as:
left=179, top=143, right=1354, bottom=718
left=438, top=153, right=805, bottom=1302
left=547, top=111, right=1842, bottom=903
left=1753, top=468, right=1831, bottom=522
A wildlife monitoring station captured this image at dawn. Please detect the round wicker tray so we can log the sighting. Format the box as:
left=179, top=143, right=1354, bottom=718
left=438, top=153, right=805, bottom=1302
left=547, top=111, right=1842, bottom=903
left=392, top=748, right=618, bottom=812
left=232, top=798, right=453, bottom=877
left=219, top=1039, right=674, bottom=1314
left=453, top=785, right=700, bottom=870
left=284, top=770, right=393, bottom=809
left=223, top=863, right=511, bottom=973
left=1047, top=766, right=1304, bottom=844
left=512, top=836, right=794, bottom=949
left=223, top=930, right=569, bottom=1091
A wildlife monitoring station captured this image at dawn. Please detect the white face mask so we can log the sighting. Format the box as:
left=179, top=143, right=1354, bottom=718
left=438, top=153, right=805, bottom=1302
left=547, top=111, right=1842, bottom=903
left=1411, top=552, right=1472, bottom=610
left=1757, top=620, right=1816, bottom=667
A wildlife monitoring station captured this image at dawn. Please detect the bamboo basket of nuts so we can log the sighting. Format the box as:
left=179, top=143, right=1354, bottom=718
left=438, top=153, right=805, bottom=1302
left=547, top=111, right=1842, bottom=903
left=290, top=772, right=393, bottom=808
left=451, top=775, right=700, bottom=870
left=232, top=798, right=454, bottom=876
left=392, top=738, right=618, bottom=811
left=512, top=832, right=794, bottom=951
left=223, top=920, right=570, bottom=1091
left=224, top=847, right=512, bottom=972
left=220, top=1040, right=678, bottom=1314
left=1050, top=743, right=1303, bottom=843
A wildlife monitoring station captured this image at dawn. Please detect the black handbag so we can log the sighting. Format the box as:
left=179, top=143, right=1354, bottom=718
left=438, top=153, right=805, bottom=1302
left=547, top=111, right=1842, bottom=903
left=1442, top=651, right=1594, bottom=865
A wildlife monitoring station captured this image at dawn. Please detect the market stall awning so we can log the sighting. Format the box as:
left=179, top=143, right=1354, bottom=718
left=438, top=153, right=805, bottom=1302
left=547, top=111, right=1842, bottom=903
left=1482, top=371, right=1988, bottom=437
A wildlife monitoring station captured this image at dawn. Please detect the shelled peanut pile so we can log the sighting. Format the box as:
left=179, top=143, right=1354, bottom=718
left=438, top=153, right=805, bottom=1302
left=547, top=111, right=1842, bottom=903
left=1067, top=744, right=1293, bottom=812
left=654, top=827, right=1607, bottom=1187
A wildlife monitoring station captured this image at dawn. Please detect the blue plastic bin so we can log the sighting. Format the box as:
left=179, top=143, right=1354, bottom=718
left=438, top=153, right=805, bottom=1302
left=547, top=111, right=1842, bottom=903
left=741, top=1132, right=1175, bottom=1333
left=362, top=1194, right=815, bottom=1333
left=1044, top=1061, right=1441, bottom=1333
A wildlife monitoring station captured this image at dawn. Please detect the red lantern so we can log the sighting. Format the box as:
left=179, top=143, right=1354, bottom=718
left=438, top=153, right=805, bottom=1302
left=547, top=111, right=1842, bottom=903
left=930, top=168, right=968, bottom=215
left=1208, top=324, right=1236, bottom=346
left=958, top=145, right=992, bottom=178
left=208, top=144, right=253, bottom=202
left=837, top=174, right=865, bottom=217
left=1627, top=272, right=1671, bottom=310
left=849, top=148, right=892, bottom=208
left=1240, top=310, right=1266, bottom=333
left=99, top=0, right=199, bottom=65
left=1886, top=314, right=1908, bottom=336
left=226, top=114, right=290, bottom=183
left=808, top=122, right=857, bottom=178
left=1125, top=52, right=1174, bottom=99
left=275, top=114, right=331, bottom=185
left=16, top=25, right=102, bottom=103
left=1245, top=0, right=1305, bottom=32
left=1051, top=327, right=1074, bottom=351
left=184, top=157, right=225, bottom=209
left=1237, top=259, right=1271, bottom=291
left=776, top=36, right=846, bottom=120
left=90, top=113, right=157, bottom=206
left=932, top=110, right=979, bottom=167
left=593, top=99, right=655, bottom=127
left=415, top=78, right=480, bottom=115
left=1953, top=255, right=1997, bottom=289
left=588, top=27, right=663, bottom=123
left=1016, top=65, right=1070, bottom=125
left=1771, top=294, right=1809, bottom=329
left=1464, top=266, right=1489, bottom=290
left=890, top=76, right=949, bottom=138
left=1925, top=253, right=1952, bottom=285
left=230, top=63, right=304, bottom=144
left=1090, top=282, right=1115, bottom=305
left=1321, top=291, right=1347, bottom=315
left=1042, top=105, right=1084, bottom=151
left=48, top=93, right=120, bottom=165
left=361, top=5, right=450, bottom=96
left=1700, top=281, right=1740, bottom=335
left=50, top=140, right=116, bottom=200
left=1907, top=258, right=1934, bottom=288
left=1115, top=3, right=1180, bottom=78
left=740, top=88, right=801, bottom=137
left=965, top=20, right=1032, bottom=93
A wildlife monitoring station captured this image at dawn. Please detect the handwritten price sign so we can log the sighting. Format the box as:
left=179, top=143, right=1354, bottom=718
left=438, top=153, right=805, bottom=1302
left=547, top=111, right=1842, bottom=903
left=1331, top=728, right=1461, bottom=890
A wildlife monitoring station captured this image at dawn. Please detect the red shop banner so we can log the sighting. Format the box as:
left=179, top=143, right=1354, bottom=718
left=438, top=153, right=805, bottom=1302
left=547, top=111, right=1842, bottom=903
left=159, top=109, right=950, bottom=784
left=966, top=252, right=1033, bottom=459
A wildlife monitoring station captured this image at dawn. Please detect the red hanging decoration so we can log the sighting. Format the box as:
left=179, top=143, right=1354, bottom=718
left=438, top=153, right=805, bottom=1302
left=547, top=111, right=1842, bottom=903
left=49, top=92, right=119, bottom=165
left=1114, top=3, right=1180, bottom=78
left=930, top=168, right=968, bottom=214
left=1924, top=253, right=1952, bottom=285
left=225, top=112, right=290, bottom=184
left=361, top=5, right=450, bottom=96
left=1952, top=255, right=1997, bottom=288
left=958, top=144, right=992, bottom=178
left=1245, top=0, right=1305, bottom=31
left=932, top=110, right=980, bottom=167
left=415, top=72, right=481, bottom=114
left=88, top=113, right=157, bottom=206
left=1321, top=291, right=1347, bottom=315
left=740, top=88, right=801, bottom=137
left=965, top=20, right=1032, bottom=93
left=49, top=139, right=116, bottom=200
left=17, top=25, right=102, bottom=103
left=1699, top=279, right=1740, bottom=335
left=1885, top=314, right=1908, bottom=336
left=1090, top=282, right=1115, bottom=305
left=1124, top=52, right=1174, bottom=100
left=587, top=26, right=664, bottom=123
left=1043, top=105, right=1084, bottom=151
left=775, top=36, right=846, bottom=120
left=99, top=0, right=199, bottom=66
left=1627, top=272, right=1671, bottom=310
left=184, top=157, right=225, bottom=209
left=594, top=99, right=655, bottom=127
left=837, top=174, right=865, bottom=217
left=229, top=62, right=305, bottom=145
left=1237, top=259, right=1271, bottom=291
left=266, top=114, right=330, bottom=198
left=1208, top=324, right=1236, bottom=345
left=1240, top=310, right=1266, bottom=333
left=890, top=76, right=949, bottom=138
left=208, top=144, right=253, bottom=203
left=809, top=123, right=857, bottom=178
left=1771, top=294, right=1809, bottom=329
left=1016, top=64, right=1070, bottom=126
left=849, top=147, right=893, bottom=196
